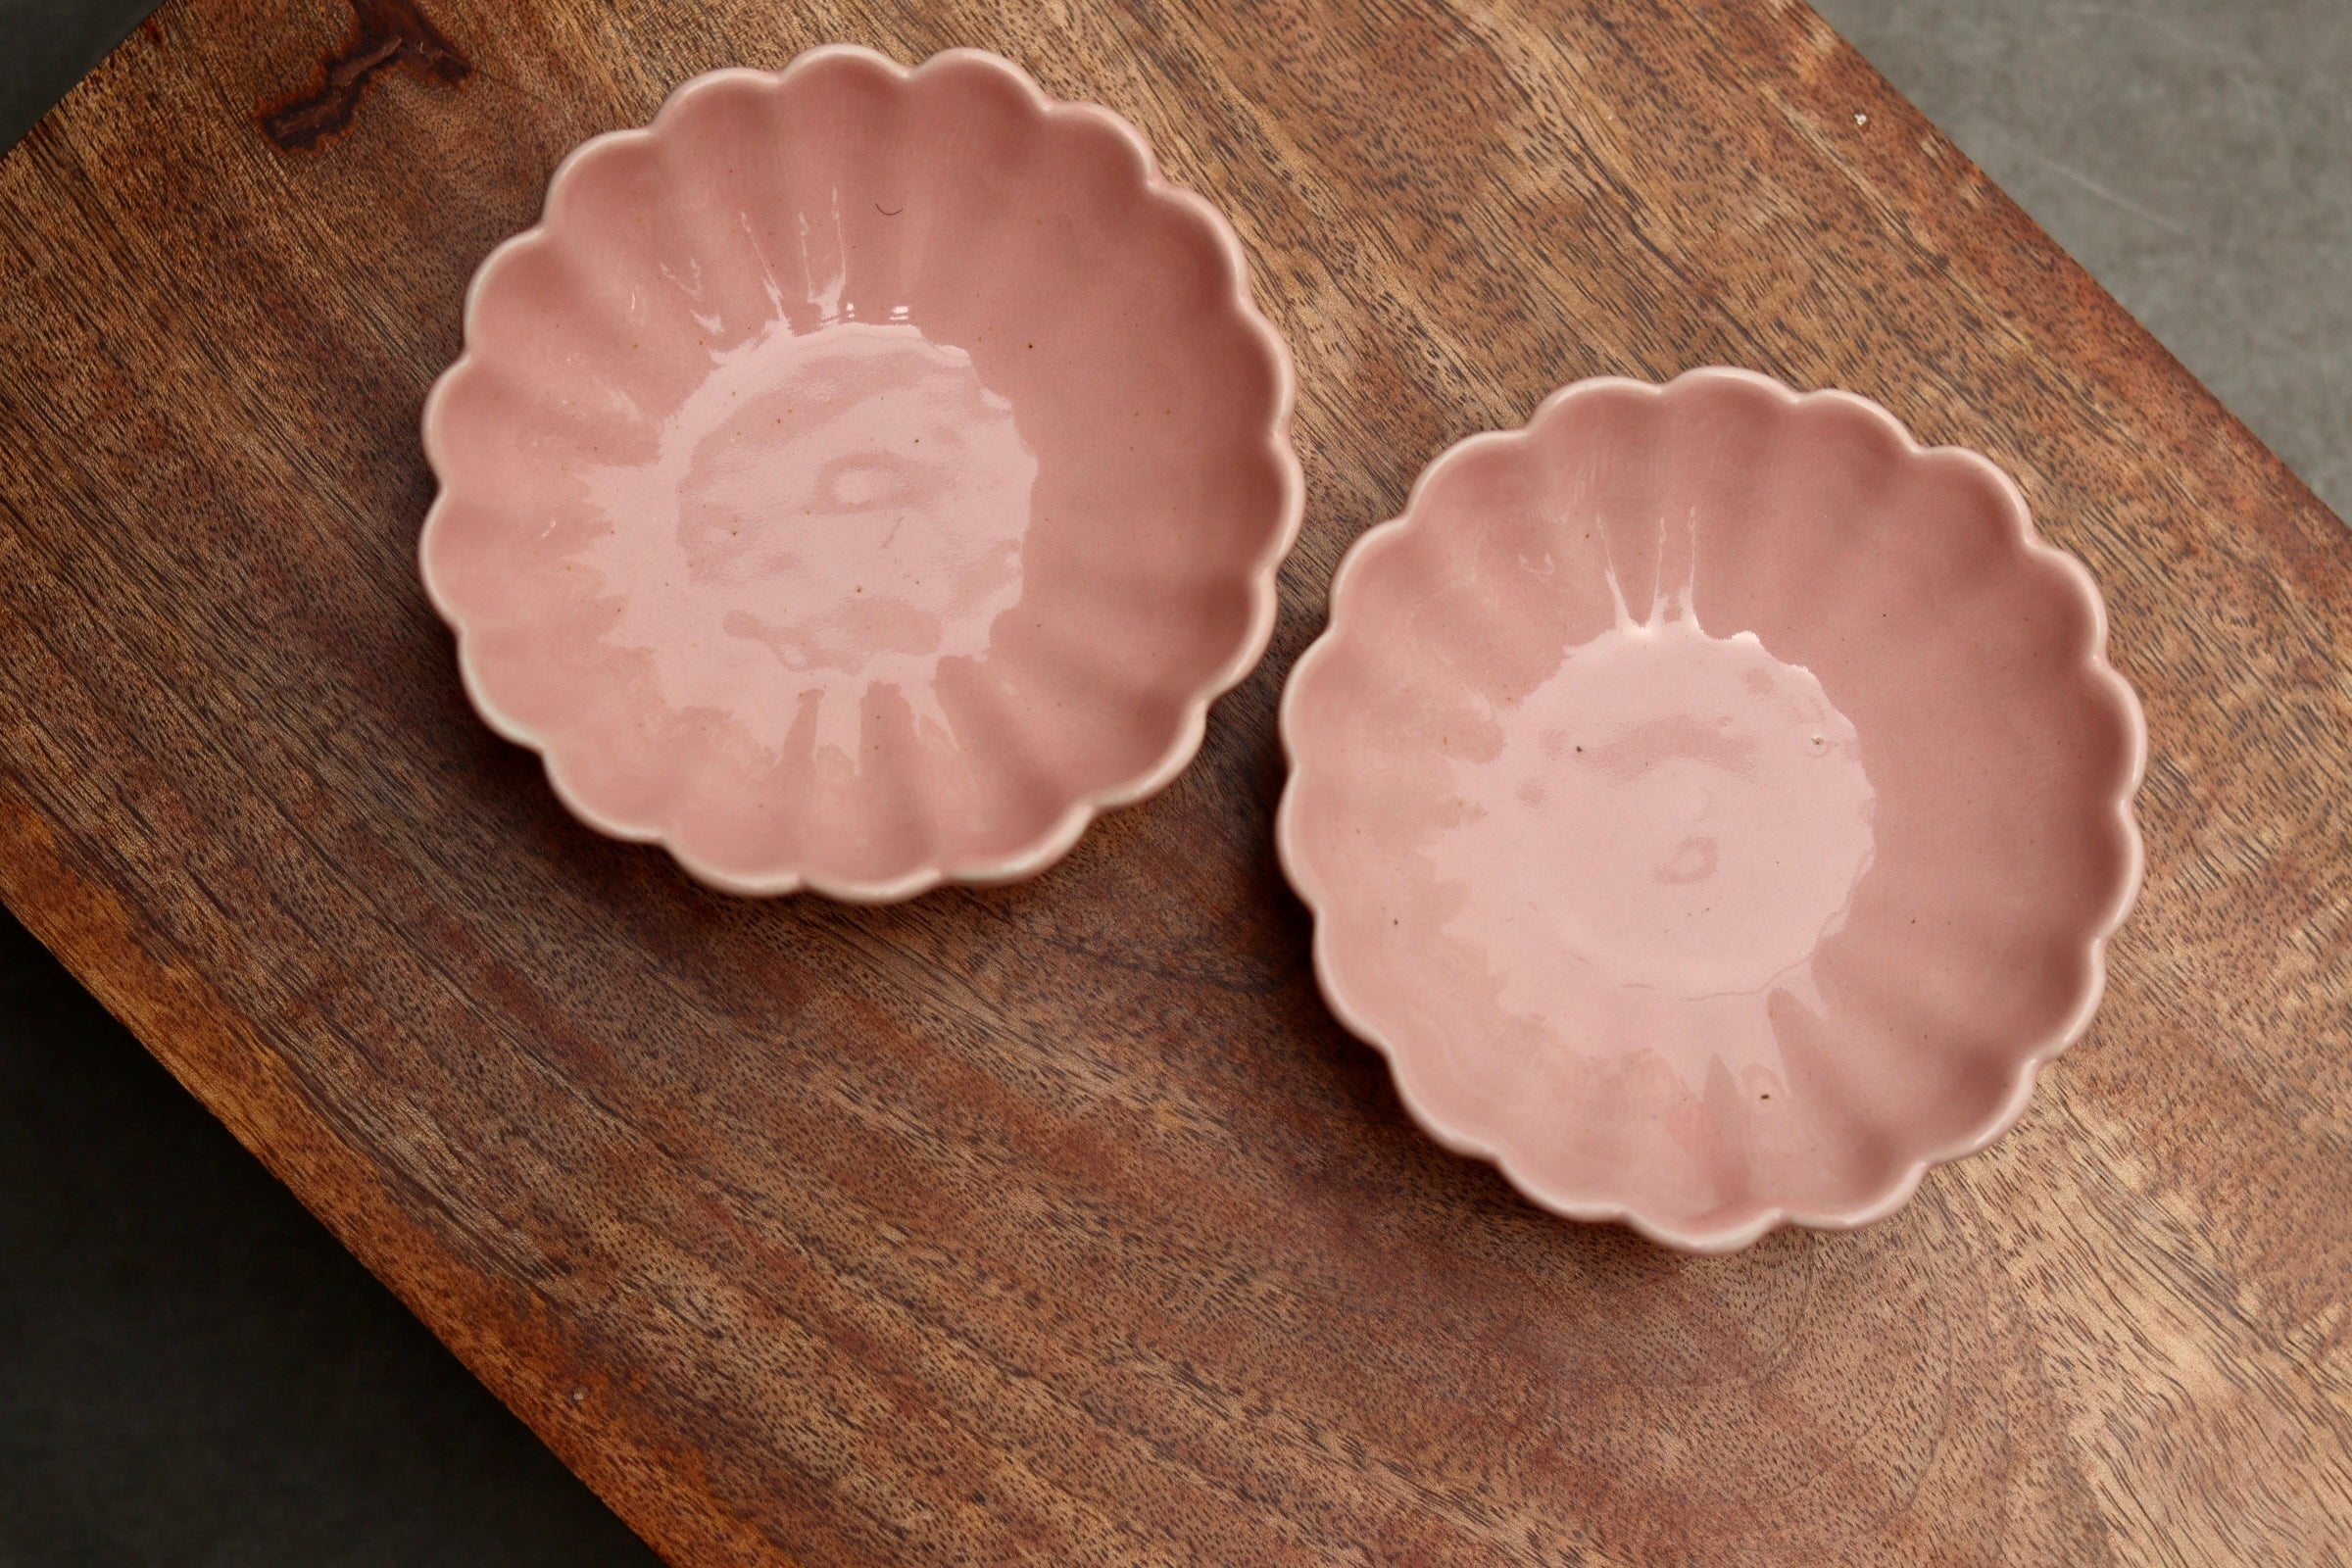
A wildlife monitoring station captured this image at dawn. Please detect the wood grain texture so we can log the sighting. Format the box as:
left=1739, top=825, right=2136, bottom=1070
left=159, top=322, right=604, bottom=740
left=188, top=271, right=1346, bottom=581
left=3, top=0, right=2347, bottom=1562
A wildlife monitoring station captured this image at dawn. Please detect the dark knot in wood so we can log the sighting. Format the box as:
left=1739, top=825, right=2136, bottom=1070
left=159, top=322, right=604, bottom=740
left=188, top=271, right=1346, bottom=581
left=259, top=0, right=470, bottom=153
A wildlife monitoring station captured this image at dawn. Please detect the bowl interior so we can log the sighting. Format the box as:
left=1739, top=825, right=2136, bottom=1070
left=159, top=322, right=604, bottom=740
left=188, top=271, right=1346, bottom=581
left=1281, top=373, right=2141, bottom=1245
left=423, top=53, right=1291, bottom=893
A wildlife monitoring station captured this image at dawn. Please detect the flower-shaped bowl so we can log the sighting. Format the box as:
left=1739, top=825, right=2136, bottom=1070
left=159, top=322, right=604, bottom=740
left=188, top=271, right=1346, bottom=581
left=1277, top=368, right=2145, bottom=1251
left=421, top=47, right=1300, bottom=899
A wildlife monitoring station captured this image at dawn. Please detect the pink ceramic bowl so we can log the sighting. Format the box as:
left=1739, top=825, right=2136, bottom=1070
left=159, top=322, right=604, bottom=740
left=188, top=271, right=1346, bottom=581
left=1278, top=369, right=2145, bottom=1251
left=421, top=47, right=1300, bottom=899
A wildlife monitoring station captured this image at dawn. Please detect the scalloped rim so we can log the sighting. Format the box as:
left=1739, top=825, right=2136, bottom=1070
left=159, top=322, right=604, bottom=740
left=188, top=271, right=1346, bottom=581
left=1275, top=367, right=2149, bottom=1253
left=419, top=45, right=1304, bottom=902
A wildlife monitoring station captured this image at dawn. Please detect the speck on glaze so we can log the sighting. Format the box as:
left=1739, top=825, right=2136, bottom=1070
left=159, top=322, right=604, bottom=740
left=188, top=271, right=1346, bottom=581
left=420, top=47, right=1301, bottom=900
left=1277, top=368, right=2146, bottom=1252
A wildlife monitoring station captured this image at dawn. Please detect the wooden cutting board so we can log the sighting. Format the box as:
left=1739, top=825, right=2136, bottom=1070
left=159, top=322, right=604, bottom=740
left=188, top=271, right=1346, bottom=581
left=4, top=1, right=2346, bottom=1561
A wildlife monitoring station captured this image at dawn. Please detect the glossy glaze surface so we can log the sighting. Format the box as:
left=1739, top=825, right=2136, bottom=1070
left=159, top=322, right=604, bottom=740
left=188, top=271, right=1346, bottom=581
left=1278, top=369, right=2146, bottom=1251
left=421, top=47, right=1300, bottom=898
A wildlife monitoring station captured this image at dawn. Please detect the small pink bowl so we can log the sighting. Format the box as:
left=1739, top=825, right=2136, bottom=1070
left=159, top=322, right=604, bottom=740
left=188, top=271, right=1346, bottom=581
left=1278, top=369, right=2145, bottom=1251
left=421, top=47, right=1300, bottom=899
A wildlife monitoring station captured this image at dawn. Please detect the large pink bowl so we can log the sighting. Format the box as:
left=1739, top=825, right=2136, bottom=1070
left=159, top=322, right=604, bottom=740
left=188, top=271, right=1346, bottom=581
left=421, top=47, right=1300, bottom=899
left=1278, top=369, right=2145, bottom=1251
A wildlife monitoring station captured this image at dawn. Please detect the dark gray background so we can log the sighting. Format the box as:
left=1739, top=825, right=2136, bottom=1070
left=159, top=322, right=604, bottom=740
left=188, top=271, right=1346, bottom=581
left=3, top=1, right=2345, bottom=1563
